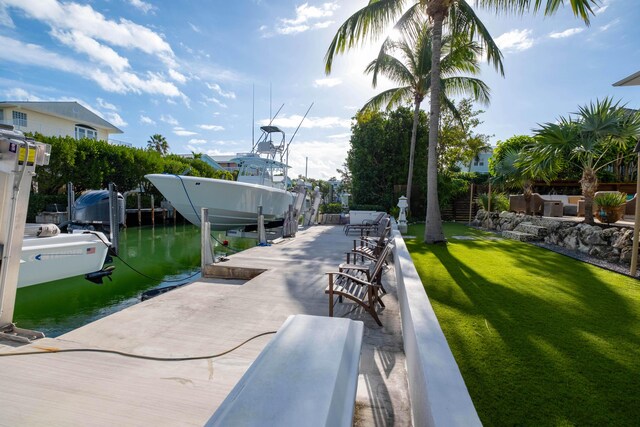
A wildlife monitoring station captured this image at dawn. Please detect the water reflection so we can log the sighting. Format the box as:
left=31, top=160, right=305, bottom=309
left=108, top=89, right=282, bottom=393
left=13, top=224, right=253, bottom=337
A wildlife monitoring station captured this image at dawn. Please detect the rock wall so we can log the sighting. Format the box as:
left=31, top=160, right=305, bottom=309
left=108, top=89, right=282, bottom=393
left=472, top=210, right=635, bottom=265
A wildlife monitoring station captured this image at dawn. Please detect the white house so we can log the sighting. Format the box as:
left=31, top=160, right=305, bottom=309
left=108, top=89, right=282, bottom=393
left=456, top=147, right=493, bottom=174
left=0, top=101, right=123, bottom=141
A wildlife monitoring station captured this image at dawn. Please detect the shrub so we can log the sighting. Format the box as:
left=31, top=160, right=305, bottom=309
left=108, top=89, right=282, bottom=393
left=476, top=192, right=509, bottom=212
left=320, top=203, right=344, bottom=214
left=349, top=203, right=385, bottom=212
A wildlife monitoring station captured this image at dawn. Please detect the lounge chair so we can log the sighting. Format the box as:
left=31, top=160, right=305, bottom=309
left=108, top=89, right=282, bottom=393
left=343, top=212, right=386, bottom=235
left=326, top=242, right=392, bottom=326
left=346, top=217, right=390, bottom=264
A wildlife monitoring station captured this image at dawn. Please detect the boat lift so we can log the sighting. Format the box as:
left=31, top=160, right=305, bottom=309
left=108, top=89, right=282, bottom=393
left=0, top=125, right=51, bottom=342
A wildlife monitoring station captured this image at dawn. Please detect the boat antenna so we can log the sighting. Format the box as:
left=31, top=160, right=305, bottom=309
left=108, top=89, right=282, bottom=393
left=285, top=102, right=313, bottom=151
left=284, top=102, right=313, bottom=179
left=269, top=83, right=272, bottom=122
left=268, top=103, right=285, bottom=126
left=252, top=84, right=255, bottom=145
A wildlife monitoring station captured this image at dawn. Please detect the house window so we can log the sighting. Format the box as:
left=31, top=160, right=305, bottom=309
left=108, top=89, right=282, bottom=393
left=75, top=125, right=98, bottom=140
left=13, top=111, right=27, bottom=128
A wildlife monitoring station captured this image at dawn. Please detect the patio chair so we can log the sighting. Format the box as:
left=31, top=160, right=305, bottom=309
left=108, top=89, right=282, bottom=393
left=326, top=242, right=392, bottom=326
left=343, top=212, right=386, bottom=235
left=346, top=217, right=390, bottom=264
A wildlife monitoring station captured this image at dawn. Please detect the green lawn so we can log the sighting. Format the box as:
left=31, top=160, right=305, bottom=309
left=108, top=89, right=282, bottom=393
left=405, top=223, right=639, bottom=427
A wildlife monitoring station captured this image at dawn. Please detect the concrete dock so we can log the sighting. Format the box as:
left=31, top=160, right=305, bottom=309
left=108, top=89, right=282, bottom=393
left=0, top=225, right=411, bottom=426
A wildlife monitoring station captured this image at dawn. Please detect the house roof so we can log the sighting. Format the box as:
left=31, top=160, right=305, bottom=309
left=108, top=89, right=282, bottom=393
left=0, top=101, right=123, bottom=134
left=613, top=70, right=640, bottom=87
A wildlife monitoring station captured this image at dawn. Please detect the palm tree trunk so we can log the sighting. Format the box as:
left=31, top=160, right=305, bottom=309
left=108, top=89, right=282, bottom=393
left=406, top=98, right=421, bottom=211
left=581, top=167, right=598, bottom=225
left=523, top=179, right=532, bottom=215
left=424, top=5, right=446, bottom=244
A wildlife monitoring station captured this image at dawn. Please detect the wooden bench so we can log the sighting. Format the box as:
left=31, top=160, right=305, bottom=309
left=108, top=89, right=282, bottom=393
left=205, top=314, right=364, bottom=427
left=326, top=243, right=392, bottom=326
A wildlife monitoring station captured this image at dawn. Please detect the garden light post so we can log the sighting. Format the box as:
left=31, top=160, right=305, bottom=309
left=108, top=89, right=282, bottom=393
left=397, top=196, right=408, bottom=233
left=630, top=141, right=640, bottom=276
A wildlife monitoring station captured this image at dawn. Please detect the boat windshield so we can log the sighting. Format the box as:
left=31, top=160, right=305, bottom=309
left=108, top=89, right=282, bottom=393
left=232, top=154, right=288, bottom=189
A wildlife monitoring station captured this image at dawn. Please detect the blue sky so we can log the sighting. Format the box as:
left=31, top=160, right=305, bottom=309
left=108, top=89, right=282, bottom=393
left=0, top=0, right=638, bottom=180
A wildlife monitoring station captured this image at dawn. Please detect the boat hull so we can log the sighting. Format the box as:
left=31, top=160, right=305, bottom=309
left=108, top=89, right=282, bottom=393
left=145, top=174, right=296, bottom=230
left=18, top=232, right=111, bottom=288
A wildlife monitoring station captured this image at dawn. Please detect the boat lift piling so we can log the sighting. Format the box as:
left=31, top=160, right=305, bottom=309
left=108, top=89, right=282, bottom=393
left=257, top=206, right=267, bottom=245
left=108, top=183, right=120, bottom=256
left=201, top=208, right=214, bottom=270
left=0, top=126, right=50, bottom=342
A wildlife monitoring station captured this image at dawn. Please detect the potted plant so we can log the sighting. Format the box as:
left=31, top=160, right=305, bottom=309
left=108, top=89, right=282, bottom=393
left=594, top=192, right=627, bottom=224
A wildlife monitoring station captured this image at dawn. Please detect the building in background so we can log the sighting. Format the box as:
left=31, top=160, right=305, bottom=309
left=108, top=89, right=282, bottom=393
left=0, top=101, right=123, bottom=142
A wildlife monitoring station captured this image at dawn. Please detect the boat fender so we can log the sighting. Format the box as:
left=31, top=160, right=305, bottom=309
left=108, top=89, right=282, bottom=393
left=37, top=224, right=60, bottom=237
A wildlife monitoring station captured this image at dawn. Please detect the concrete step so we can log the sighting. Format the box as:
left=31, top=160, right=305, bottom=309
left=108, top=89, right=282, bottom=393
left=502, top=230, right=539, bottom=242
left=514, top=222, right=548, bottom=237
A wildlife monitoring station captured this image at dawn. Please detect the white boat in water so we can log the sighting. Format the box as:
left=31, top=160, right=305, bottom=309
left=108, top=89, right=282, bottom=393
left=146, top=126, right=297, bottom=230
left=18, top=224, right=112, bottom=288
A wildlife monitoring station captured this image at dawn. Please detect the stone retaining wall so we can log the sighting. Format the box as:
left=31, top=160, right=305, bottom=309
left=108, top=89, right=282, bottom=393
left=472, top=210, right=635, bottom=265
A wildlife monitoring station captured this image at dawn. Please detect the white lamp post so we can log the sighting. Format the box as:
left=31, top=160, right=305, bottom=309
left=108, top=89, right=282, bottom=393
left=397, top=195, right=408, bottom=233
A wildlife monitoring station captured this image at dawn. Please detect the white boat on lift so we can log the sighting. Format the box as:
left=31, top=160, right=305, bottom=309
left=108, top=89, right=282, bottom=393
left=146, top=125, right=296, bottom=230
left=18, top=224, right=112, bottom=288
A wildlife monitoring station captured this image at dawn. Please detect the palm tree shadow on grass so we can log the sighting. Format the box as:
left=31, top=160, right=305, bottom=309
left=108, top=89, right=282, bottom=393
left=406, top=224, right=639, bottom=426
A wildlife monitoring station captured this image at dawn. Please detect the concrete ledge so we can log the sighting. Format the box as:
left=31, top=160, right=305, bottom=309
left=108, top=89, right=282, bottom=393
left=202, top=264, right=266, bottom=280
left=205, top=314, right=364, bottom=427
left=392, top=229, right=481, bottom=427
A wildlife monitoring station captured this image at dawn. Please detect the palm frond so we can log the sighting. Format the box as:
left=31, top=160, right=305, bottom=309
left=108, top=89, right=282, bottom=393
left=324, top=0, right=408, bottom=74
left=442, top=76, right=491, bottom=106
left=360, top=87, right=412, bottom=112
left=450, top=1, right=505, bottom=76
left=474, top=0, right=597, bottom=25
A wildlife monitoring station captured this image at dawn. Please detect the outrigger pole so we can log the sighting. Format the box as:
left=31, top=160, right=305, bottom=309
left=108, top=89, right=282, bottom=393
left=284, top=103, right=314, bottom=181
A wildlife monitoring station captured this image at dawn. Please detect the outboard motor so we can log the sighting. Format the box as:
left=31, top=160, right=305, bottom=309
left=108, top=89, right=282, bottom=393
left=72, top=189, right=125, bottom=232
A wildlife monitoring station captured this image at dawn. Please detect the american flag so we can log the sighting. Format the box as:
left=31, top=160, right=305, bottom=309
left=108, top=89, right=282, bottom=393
left=86, top=247, right=96, bottom=254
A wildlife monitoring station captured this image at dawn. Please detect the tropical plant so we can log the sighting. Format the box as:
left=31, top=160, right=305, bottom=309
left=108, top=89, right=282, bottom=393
left=476, top=192, right=509, bottom=212
left=361, top=21, right=490, bottom=209
left=324, top=0, right=597, bottom=243
left=490, top=138, right=537, bottom=214
left=147, top=133, right=169, bottom=155
left=594, top=192, right=627, bottom=209
left=521, top=98, right=640, bottom=224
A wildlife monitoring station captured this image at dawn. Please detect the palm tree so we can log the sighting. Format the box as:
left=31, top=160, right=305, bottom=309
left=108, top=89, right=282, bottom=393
left=521, top=98, right=640, bottom=224
left=324, top=0, right=596, bottom=243
left=491, top=146, right=535, bottom=214
left=147, top=134, right=169, bottom=155
left=361, top=22, right=490, bottom=211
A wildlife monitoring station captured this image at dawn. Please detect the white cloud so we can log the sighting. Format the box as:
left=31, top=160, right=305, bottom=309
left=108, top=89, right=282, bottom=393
left=96, top=97, right=117, bottom=110
left=161, top=114, right=179, bottom=126
left=287, top=139, right=348, bottom=180
left=0, top=6, right=15, bottom=28
left=198, top=124, right=225, bottom=131
left=207, top=83, right=236, bottom=99
left=5, top=88, right=44, bottom=101
left=140, top=115, right=156, bottom=125
left=173, top=127, right=197, bottom=136
left=259, top=114, right=352, bottom=129
left=189, top=22, right=201, bottom=33
left=204, top=96, right=228, bottom=109
left=495, top=29, right=534, bottom=53
left=2, top=0, right=175, bottom=65
left=104, top=112, right=127, bottom=127
left=314, top=77, right=341, bottom=88
left=169, top=68, right=187, bottom=84
left=264, top=1, right=339, bottom=36
left=599, top=19, right=620, bottom=32
left=188, top=138, right=207, bottom=145
left=549, top=28, right=584, bottom=39
left=328, top=133, right=351, bottom=139
left=128, top=0, right=155, bottom=14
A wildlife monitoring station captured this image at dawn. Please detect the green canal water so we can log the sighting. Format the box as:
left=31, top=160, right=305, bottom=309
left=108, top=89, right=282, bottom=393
left=13, top=224, right=255, bottom=337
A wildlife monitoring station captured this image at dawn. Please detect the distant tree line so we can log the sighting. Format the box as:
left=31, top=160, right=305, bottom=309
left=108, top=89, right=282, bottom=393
left=27, top=133, right=232, bottom=219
